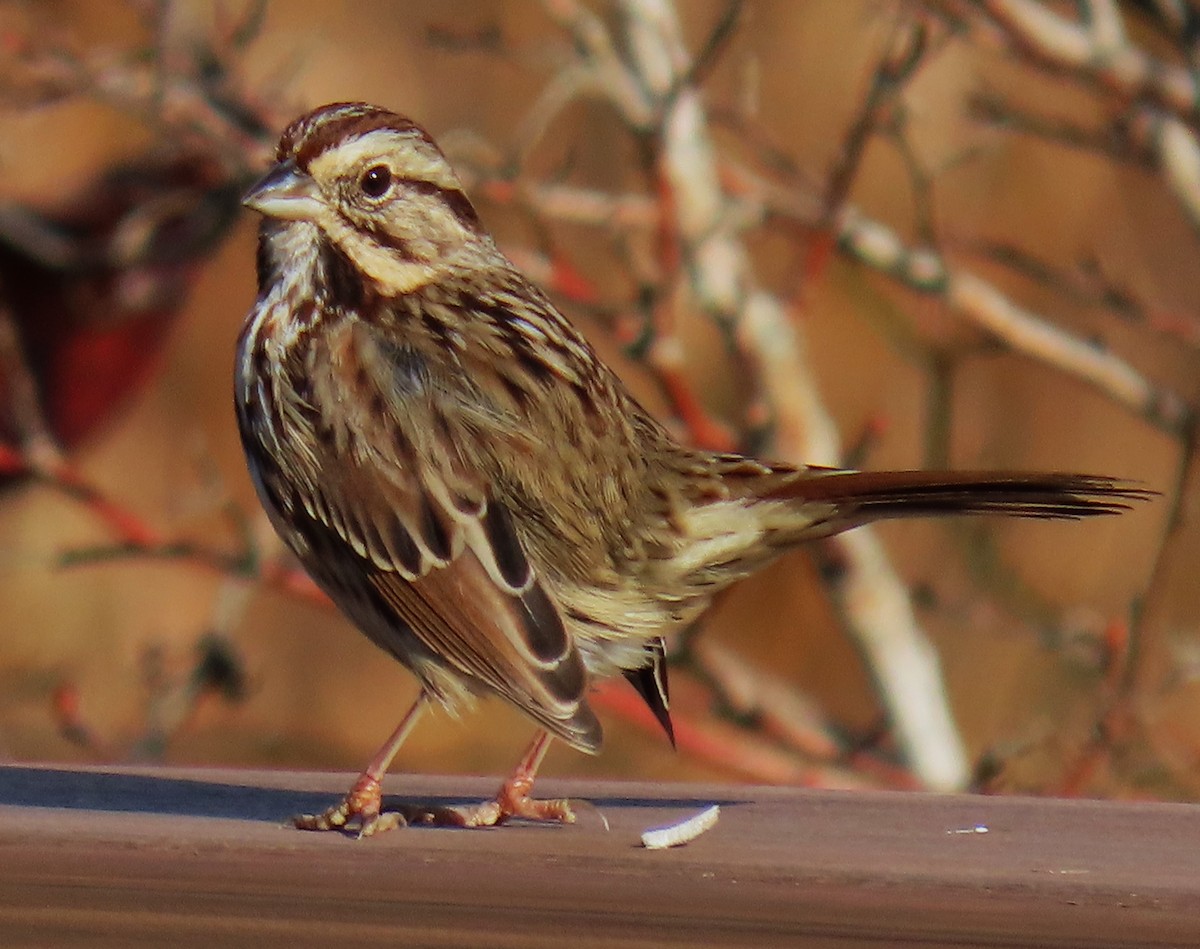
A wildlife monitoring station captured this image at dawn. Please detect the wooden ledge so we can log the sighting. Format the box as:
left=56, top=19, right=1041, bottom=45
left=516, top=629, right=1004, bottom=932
left=0, top=764, right=1197, bottom=947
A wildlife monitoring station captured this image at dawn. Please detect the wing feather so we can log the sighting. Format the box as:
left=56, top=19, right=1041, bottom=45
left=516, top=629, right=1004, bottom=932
left=254, top=317, right=600, bottom=751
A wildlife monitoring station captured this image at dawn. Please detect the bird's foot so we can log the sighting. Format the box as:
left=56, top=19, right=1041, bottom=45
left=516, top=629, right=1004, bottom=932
left=293, top=774, right=405, bottom=838
left=292, top=773, right=573, bottom=835
left=408, top=772, right=575, bottom=828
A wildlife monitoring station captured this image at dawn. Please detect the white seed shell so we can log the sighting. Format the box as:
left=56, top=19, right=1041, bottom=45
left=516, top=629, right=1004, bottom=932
left=641, top=804, right=720, bottom=850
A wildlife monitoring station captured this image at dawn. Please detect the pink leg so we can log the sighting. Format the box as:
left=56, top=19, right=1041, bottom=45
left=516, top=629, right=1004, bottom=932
left=445, top=729, right=575, bottom=828
left=294, top=691, right=428, bottom=837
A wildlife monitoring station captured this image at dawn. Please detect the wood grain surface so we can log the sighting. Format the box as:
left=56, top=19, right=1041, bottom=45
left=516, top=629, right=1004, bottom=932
left=0, top=764, right=1197, bottom=947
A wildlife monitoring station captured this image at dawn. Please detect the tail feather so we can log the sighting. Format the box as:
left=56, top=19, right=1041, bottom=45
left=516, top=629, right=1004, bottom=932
left=767, top=469, right=1152, bottom=524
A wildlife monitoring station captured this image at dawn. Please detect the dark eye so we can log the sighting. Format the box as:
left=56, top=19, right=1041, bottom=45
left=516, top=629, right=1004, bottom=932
left=359, top=164, right=392, bottom=199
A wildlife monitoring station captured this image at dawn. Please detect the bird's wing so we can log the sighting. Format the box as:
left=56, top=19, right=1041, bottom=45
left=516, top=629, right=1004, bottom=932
left=253, top=318, right=601, bottom=752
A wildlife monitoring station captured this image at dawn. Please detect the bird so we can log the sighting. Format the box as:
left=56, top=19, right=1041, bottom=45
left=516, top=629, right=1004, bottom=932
left=237, top=101, right=1149, bottom=836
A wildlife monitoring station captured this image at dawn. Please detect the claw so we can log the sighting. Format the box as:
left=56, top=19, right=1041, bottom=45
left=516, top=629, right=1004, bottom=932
left=291, top=726, right=570, bottom=835
left=294, top=774, right=407, bottom=837
left=443, top=728, right=573, bottom=827
left=457, top=777, right=575, bottom=827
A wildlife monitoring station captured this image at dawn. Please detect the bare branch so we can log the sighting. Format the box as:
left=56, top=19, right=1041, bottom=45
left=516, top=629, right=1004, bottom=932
left=832, top=206, right=1191, bottom=434
left=605, top=0, right=971, bottom=789
left=976, top=0, right=1200, bottom=126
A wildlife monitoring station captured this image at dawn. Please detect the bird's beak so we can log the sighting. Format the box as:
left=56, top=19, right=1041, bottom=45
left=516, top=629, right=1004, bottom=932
left=242, top=159, right=322, bottom=220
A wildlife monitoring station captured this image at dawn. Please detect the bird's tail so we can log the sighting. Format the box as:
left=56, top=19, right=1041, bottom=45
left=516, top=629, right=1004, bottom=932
left=761, top=468, right=1151, bottom=536
left=664, top=461, right=1151, bottom=590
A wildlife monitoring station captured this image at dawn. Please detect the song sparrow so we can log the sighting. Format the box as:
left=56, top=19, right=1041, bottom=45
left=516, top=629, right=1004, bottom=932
left=238, top=102, right=1147, bottom=835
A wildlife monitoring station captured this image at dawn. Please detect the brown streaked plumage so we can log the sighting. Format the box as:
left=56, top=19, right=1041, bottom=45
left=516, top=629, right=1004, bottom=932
left=237, top=102, right=1150, bottom=835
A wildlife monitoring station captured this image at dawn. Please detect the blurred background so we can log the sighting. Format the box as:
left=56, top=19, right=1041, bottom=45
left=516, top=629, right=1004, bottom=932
left=0, top=0, right=1191, bottom=798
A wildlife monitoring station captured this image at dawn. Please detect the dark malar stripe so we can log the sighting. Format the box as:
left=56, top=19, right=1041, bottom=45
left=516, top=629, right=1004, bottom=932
left=317, top=239, right=368, bottom=310
left=255, top=219, right=290, bottom=292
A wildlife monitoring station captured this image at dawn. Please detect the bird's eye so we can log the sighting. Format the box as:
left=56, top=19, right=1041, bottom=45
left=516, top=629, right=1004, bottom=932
left=359, top=164, right=393, bottom=199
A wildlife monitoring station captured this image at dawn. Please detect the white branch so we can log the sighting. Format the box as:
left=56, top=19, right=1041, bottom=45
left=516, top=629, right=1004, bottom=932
left=606, top=0, right=970, bottom=789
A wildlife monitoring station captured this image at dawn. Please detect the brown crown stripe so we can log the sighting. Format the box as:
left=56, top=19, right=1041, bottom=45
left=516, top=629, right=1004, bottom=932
left=278, top=102, right=378, bottom=160
left=285, top=104, right=438, bottom=170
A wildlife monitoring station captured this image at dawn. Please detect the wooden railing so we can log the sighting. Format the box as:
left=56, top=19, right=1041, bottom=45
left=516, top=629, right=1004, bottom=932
left=1, top=764, right=1197, bottom=947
